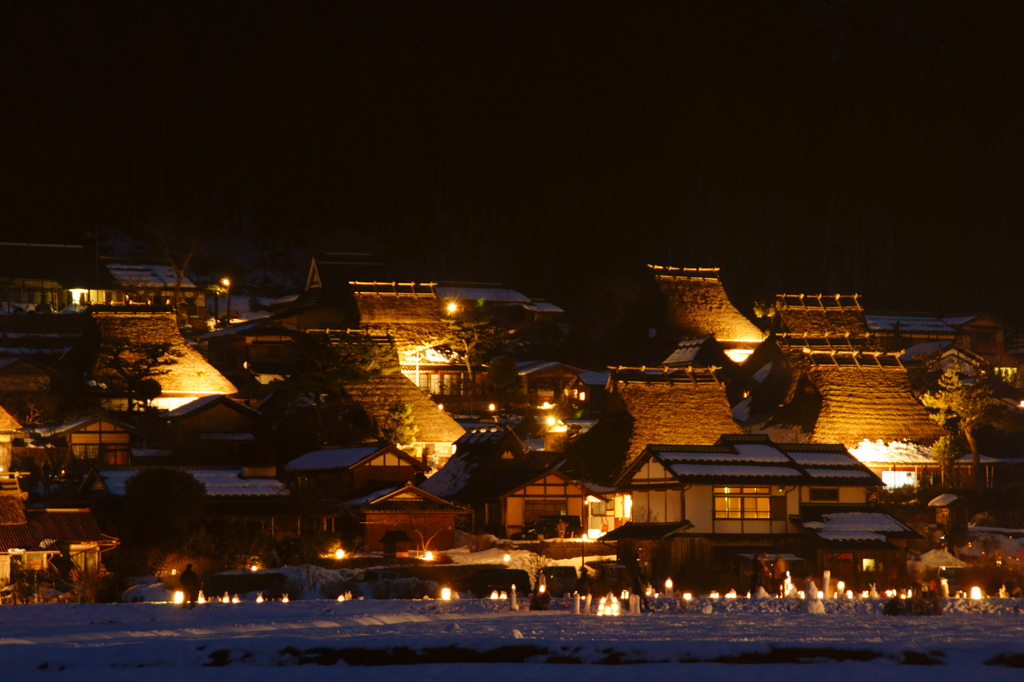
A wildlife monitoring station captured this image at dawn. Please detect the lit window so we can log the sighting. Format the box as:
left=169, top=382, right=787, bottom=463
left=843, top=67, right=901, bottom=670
left=713, top=486, right=770, bottom=519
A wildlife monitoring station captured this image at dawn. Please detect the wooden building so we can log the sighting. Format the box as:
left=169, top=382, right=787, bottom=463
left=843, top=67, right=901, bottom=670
left=284, top=443, right=429, bottom=499
left=63, top=307, right=237, bottom=411
left=24, top=415, right=137, bottom=469
left=162, top=395, right=262, bottom=465
left=422, top=426, right=599, bottom=537
left=0, top=405, right=21, bottom=473
left=559, top=367, right=744, bottom=488
left=609, top=435, right=914, bottom=591
left=349, top=484, right=466, bottom=552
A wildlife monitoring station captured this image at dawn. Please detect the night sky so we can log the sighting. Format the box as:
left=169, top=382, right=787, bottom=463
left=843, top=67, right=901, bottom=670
left=3, top=1, right=1022, bottom=327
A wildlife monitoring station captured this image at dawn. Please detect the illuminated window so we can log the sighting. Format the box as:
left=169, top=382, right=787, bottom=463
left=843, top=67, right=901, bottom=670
left=713, top=486, right=770, bottom=519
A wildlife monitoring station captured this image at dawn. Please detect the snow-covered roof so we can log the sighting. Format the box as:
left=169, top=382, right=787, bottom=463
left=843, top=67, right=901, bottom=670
left=802, top=512, right=914, bottom=534
left=848, top=439, right=934, bottom=465
left=198, top=319, right=273, bottom=341
left=106, top=263, right=195, bottom=289
left=901, top=340, right=952, bottom=361
left=941, top=315, right=980, bottom=327
left=785, top=451, right=857, bottom=467
left=815, top=531, right=888, bottom=542
left=804, top=468, right=876, bottom=479
left=434, top=286, right=531, bottom=304
left=865, top=315, right=953, bottom=334
left=30, top=416, right=135, bottom=439
left=928, top=493, right=959, bottom=507
left=130, top=448, right=172, bottom=458
left=285, top=445, right=384, bottom=472
left=346, top=486, right=400, bottom=507
left=98, top=469, right=288, bottom=497
left=522, top=301, right=564, bottom=313
left=752, top=362, right=772, bottom=383
left=662, top=338, right=710, bottom=365
left=577, top=371, right=611, bottom=387
left=732, top=443, right=792, bottom=463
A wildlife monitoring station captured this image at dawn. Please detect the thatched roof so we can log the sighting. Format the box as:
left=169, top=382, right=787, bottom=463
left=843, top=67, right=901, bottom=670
left=649, top=265, right=762, bottom=343
left=0, top=496, right=26, bottom=525
left=775, top=294, right=870, bottom=336
left=342, top=372, right=464, bottom=445
left=0, top=403, right=21, bottom=431
left=89, top=309, right=237, bottom=395
left=0, top=312, right=87, bottom=358
left=560, top=368, right=743, bottom=485
left=806, top=364, right=943, bottom=447
left=351, top=284, right=451, bottom=360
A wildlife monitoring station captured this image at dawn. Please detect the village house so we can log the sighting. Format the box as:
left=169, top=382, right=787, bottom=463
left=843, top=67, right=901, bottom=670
left=21, top=414, right=137, bottom=471
left=161, top=395, right=263, bottom=465
left=60, top=306, right=237, bottom=412
left=941, top=313, right=1018, bottom=378
left=559, top=367, right=744, bottom=491
left=606, top=435, right=915, bottom=591
left=421, top=426, right=600, bottom=538
left=347, top=484, right=466, bottom=553
left=0, top=310, right=88, bottom=363
left=284, top=443, right=429, bottom=500
left=0, top=472, right=116, bottom=593
left=83, top=465, right=296, bottom=540
left=0, top=405, right=21, bottom=473
left=865, top=312, right=955, bottom=353
left=564, top=370, right=610, bottom=419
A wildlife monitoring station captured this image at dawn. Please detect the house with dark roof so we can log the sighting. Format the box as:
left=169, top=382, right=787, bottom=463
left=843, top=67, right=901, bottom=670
left=347, top=484, right=467, bottom=552
left=0, top=472, right=116, bottom=590
left=941, top=313, right=1017, bottom=372
left=162, top=395, right=263, bottom=465
left=564, top=370, right=611, bottom=419
left=421, top=427, right=599, bottom=538
left=284, top=443, right=429, bottom=499
left=23, top=414, right=137, bottom=470
left=0, top=310, right=88, bottom=361
left=608, top=435, right=913, bottom=591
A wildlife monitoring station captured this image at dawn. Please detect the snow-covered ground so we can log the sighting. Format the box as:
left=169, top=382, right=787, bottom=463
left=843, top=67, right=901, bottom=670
left=4, top=592, right=1024, bottom=681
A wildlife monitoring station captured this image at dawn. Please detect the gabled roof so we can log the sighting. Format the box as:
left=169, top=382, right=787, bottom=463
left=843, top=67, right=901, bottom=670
left=86, top=309, right=237, bottom=396
left=865, top=314, right=954, bottom=335
left=420, top=427, right=529, bottom=499
left=560, top=368, right=743, bottom=485
left=792, top=503, right=920, bottom=547
left=105, top=263, right=196, bottom=289
left=775, top=294, right=870, bottom=336
left=648, top=265, right=762, bottom=343
left=0, top=357, right=58, bottom=377
left=348, top=484, right=464, bottom=513
left=29, top=414, right=137, bottom=438
left=342, top=372, right=464, bottom=445
left=619, top=436, right=883, bottom=487
left=285, top=443, right=427, bottom=473
left=0, top=508, right=113, bottom=552
left=163, top=395, right=261, bottom=421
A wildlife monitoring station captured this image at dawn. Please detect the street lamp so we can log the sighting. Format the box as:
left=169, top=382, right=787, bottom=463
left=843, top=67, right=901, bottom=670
left=221, top=278, right=231, bottom=324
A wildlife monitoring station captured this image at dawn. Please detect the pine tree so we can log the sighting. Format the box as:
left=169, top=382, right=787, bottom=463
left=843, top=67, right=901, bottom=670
left=921, top=369, right=1008, bottom=489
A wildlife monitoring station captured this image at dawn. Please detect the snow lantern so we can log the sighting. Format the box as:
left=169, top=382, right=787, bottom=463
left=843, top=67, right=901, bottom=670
left=172, top=591, right=184, bottom=604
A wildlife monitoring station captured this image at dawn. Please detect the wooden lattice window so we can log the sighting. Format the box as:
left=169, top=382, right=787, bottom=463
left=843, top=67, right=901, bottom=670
left=713, top=486, right=771, bottom=520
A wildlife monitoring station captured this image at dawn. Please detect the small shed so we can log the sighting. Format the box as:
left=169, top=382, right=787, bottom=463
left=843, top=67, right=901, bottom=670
left=349, top=485, right=466, bottom=553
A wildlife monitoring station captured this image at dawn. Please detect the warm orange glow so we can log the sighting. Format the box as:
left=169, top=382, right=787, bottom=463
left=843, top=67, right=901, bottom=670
left=490, top=590, right=500, bottom=600
left=441, top=587, right=452, bottom=600
left=172, top=591, right=184, bottom=604
left=446, top=302, right=458, bottom=314
left=579, top=391, right=586, bottom=401
left=503, top=553, right=511, bottom=563
left=971, top=586, right=982, bottom=599
left=250, top=565, right=258, bottom=572
left=488, top=403, right=496, bottom=411
left=221, top=278, right=231, bottom=287
left=256, top=594, right=264, bottom=603
left=424, top=551, right=434, bottom=561
left=683, top=592, right=692, bottom=601
left=335, top=549, right=345, bottom=560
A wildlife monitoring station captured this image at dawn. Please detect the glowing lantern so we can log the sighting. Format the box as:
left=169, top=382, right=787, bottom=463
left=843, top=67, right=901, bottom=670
left=424, top=551, right=434, bottom=561
left=861, top=591, right=869, bottom=598
left=846, top=590, right=853, bottom=599
left=488, top=403, right=496, bottom=412
left=499, top=591, right=508, bottom=600
left=335, top=549, right=345, bottom=560
left=682, top=593, right=692, bottom=601
left=665, top=578, right=673, bottom=592
left=223, top=592, right=230, bottom=603
left=256, top=594, right=264, bottom=603
left=546, top=416, right=556, bottom=426
left=907, top=589, right=913, bottom=598
left=970, top=587, right=982, bottom=600
left=645, top=587, right=653, bottom=597
left=836, top=581, right=845, bottom=595
left=503, top=553, right=511, bottom=563
left=197, top=591, right=206, bottom=604
left=173, top=591, right=185, bottom=604
left=337, top=594, right=346, bottom=602
left=539, top=584, right=546, bottom=593
left=447, top=302, right=458, bottom=314
left=817, top=591, right=824, bottom=600
left=441, top=587, right=452, bottom=601
left=231, top=595, right=240, bottom=604
left=282, top=595, right=290, bottom=603
left=725, top=589, right=737, bottom=599
left=171, top=569, right=177, bottom=576
left=798, top=591, right=805, bottom=600
left=490, top=590, right=500, bottom=600
left=250, top=565, right=258, bottom=572
left=709, top=591, right=720, bottom=599
left=620, top=590, right=629, bottom=600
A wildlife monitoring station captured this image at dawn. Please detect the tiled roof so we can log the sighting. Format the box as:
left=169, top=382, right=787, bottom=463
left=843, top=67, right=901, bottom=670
left=0, top=509, right=110, bottom=552
left=285, top=445, right=386, bottom=472
left=96, top=468, right=289, bottom=497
